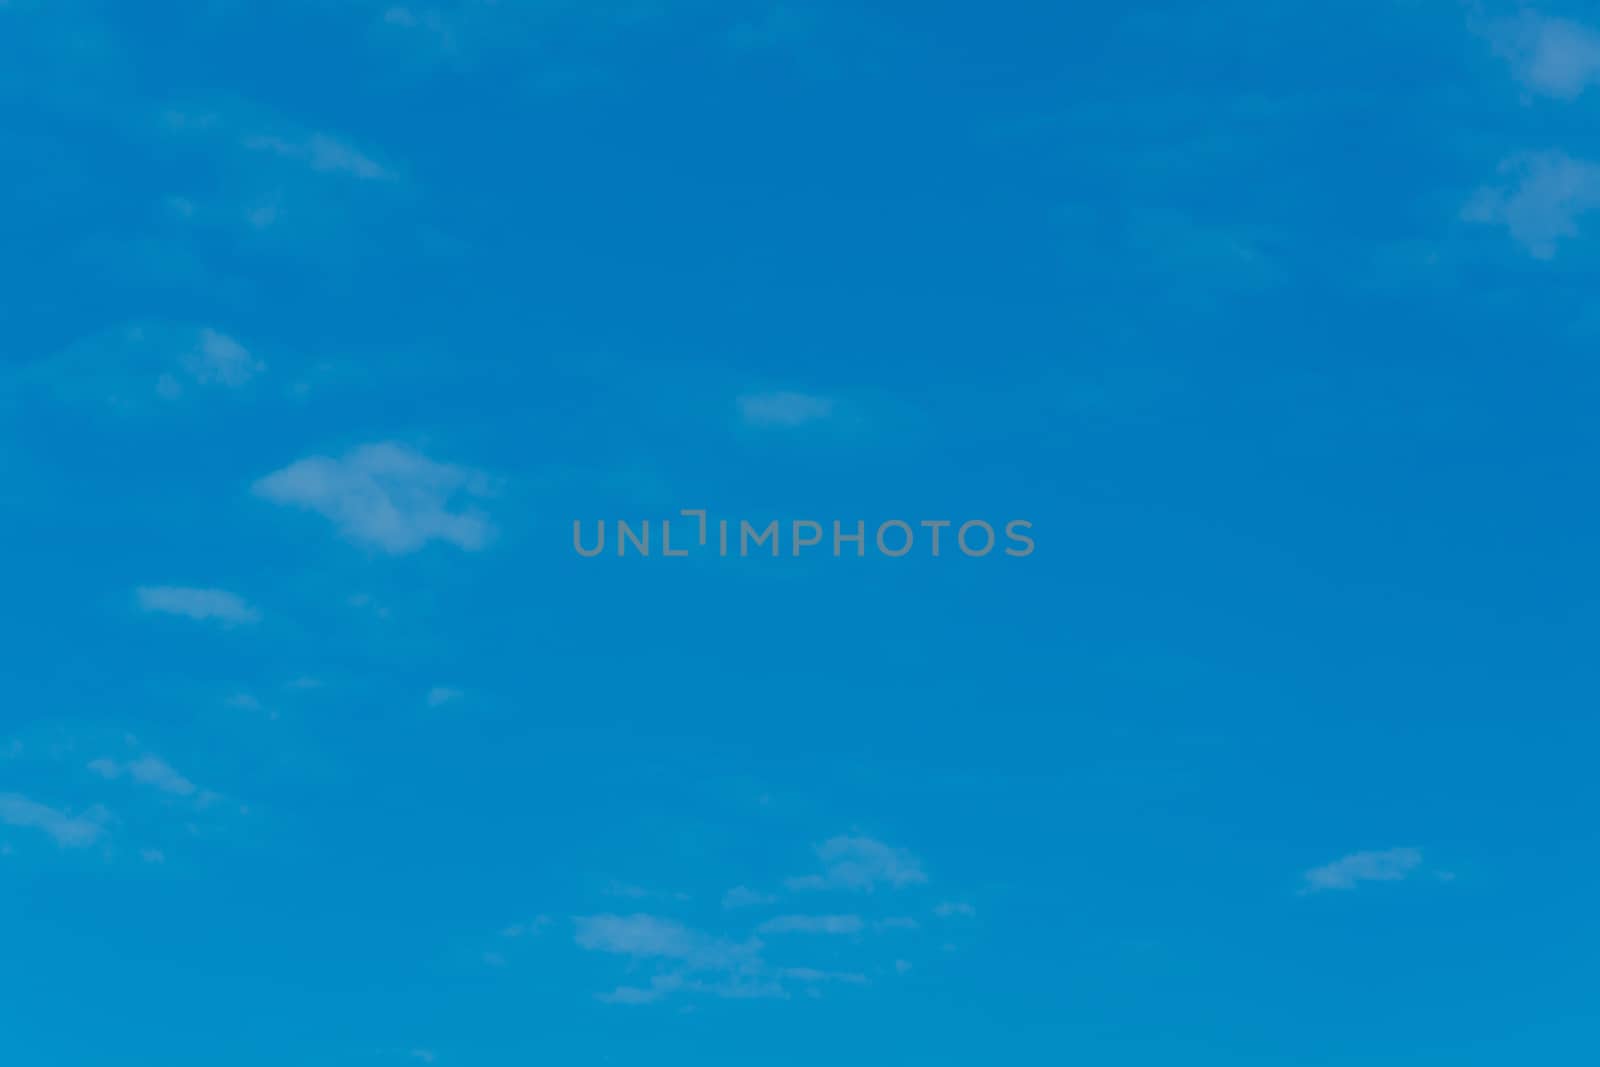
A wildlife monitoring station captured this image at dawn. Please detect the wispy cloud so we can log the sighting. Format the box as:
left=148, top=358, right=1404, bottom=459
left=25, top=323, right=262, bottom=410
left=1302, top=847, right=1423, bottom=893
left=596, top=975, right=685, bottom=1005
left=757, top=914, right=864, bottom=935
left=778, top=966, right=867, bottom=985
left=500, top=916, right=551, bottom=938
left=87, top=754, right=209, bottom=802
left=728, top=6, right=817, bottom=52
left=933, top=901, right=976, bottom=918
left=1464, top=151, right=1600, bottom=259
left=241, top=131, right=392, bottom=180
left=254, top=442, right=494, bottom=554
left=722, top=885, right=777, bottom=909
left=574, top=914, right=789, bottom=1003
left=1489, top=12, right=1600, bottom=99
left=163, top=104, right=394, bottom=182
left=786, top=835, right=926, bottom=892
left=0, top=793, right=109, bottom=848
left=571, top=830, right=951, bottom=1004
left=426, top=686, right=463, bottom=708
left=737, top=390, right=834, bottom=428
left=574, top=913, right=760, bottom=971
left=179, top=328, right=263, bottom=388
left=371, top=0, right=677, bottom=79
left=136, top=586, right=260, bottom=625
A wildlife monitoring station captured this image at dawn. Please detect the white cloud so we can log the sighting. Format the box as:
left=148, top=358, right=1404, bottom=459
left=1490, top=13, right=1600, bottom=99
left=722, top=885, right=776, bottom=909
left=140, top=848, right=165, bottom=864
left=1465, top=150, right=1600, bottom=259
left=254, top=442, right=494, bottom=554
left=737, top=390, right=834, bottom=428
left=777, top=967, right=866, bottom=984
left=786, top=835, right=926, bottom=892
left=136, top=586, right=259, bottom=625
left=409, top=1052, right=436, bottom=1065
left=29, top=323, right=262, bottom=409
left=163, top=106, right=392, bottom=182
left=574, top=914, right=790, bottom=1003
left=347, top=592, right=392, bottom=619
left=574, top=914, right=760, bottom=971
left=1302, top=847, right=1424, bottom=893
left=0, top=793, right=109, bottom=848
left=241, top=131, right=393, bottom=181
left=426, top=686, right=463, bottom=708
left=182, top=328, right=263, bottom=387
left=88, top=754, right=209, bottom=802
left=933, top=901, right=976, bottom=918
left=596, top=975, right=684, bottom=1005
left=757, top=914, right=863, bottom=935
left=500, top=916, right=551, bottom=938
left=576, top=833, right=945, bottom=1004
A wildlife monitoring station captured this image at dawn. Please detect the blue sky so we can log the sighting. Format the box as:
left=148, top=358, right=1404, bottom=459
left=3, top=1, right=1599, bottom=1063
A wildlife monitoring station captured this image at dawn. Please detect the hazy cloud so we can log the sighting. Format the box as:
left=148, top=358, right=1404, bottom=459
left=27, top=323, right=261, bottom=410
left=787, top=835, right=926, bottom=892
left=1465, top=151, right=1600, bottom=258
left=1490, top=12, right=1600, bottom=99
left=573, top=914, right=791, bottom=1003
left=181, top=328, right=263, bottom=387
left=1302, top=847, right=1424, bottom=893
left=757, top=914, right=864, bottom=935
left=87, top=754, right=203, bottom=799
left=777, top=966, right=867, bottom=984
left=722, top=885, right=777, bottom=909
left=933, top=901, right=976, bottom=918
left=574, top=914, right=760, bottom=971
left=0, top=793, right=109, bottom=848
left=136, top=586, right=259, bottom=625
left=500, top=916, right=551, bottom=938
left=737, top=390, right=834, bottom=428
left=241, top=131, right=392, bottom=180
left=426, top=686, right=463, bottom=708
left=254, top=442, right=494, bottom=554
left=596, top=975, right=684, bottom=1005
